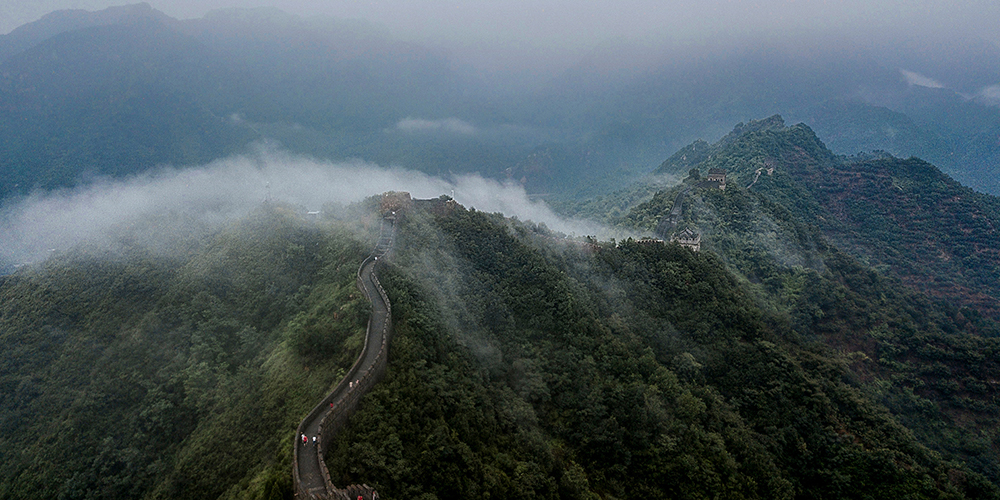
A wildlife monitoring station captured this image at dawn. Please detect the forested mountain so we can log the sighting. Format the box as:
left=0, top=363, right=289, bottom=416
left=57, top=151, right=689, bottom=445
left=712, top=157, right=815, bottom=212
left=325, top=202, right=1000, bottom=499
left=569, top=116, right=1000, bottom=487
left=4, top=115, right=1000, bottom=498
left=0, top=205, right=378, bottom=499
left=648, top=115, right=1000, bottom=317
left=3, top=4, right=1000, bottom=497
left=0, top=198, right=993, bottom=499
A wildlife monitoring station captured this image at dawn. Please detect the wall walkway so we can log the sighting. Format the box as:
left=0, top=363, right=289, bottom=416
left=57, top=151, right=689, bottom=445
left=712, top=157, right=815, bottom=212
left=293, top=215, right=395, bottom=500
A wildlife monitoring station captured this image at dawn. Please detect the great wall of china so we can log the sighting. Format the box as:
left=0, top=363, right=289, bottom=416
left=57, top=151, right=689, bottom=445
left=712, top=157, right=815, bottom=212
left=293, top=212, right=395, bottom=500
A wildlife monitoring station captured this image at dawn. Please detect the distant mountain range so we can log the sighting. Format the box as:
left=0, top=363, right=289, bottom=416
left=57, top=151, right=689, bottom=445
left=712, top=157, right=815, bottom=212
left=525, top=33, right=1000, bottom=195
left=2, top=3, right=1000, bottom=202
left=0, top=3, right=478, bottom=200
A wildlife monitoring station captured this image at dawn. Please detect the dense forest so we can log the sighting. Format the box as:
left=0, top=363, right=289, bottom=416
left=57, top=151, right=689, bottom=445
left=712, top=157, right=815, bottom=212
left=586, top=116, right=1000, bottom=487
left=324, top=201, right=998, bottom=499
left=3, top=118, right=1000, bottom=499
left=0, top=206, right=377, bottom=499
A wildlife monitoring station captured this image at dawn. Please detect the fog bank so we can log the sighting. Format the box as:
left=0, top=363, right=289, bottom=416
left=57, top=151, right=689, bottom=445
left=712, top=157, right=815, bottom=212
left=0, top=148, right=616, bottom=267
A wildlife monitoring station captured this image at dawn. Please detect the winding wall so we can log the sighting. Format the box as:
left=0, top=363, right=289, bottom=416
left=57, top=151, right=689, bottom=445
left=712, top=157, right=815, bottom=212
left=293, top=215, right=395, bottom=500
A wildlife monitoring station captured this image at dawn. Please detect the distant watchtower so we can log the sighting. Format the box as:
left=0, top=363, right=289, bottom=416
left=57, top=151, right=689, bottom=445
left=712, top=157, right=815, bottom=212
left=380, top=191, right=413, bottom=214
left=671, top=228, right=702, bottom=252
left=705, top=169, right=727, bottom=190
left=413, top=195, right=458, bottom=217
left=694, top=169, right=726, bottom=191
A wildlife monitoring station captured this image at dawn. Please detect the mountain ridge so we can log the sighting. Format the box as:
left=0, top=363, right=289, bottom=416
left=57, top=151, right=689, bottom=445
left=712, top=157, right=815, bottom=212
left=611, top=117, right=1000, bottom=484
left=648, top=116, right=1000, bottom=317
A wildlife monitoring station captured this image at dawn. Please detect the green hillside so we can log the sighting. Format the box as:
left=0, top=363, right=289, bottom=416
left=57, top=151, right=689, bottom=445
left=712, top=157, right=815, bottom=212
left=0, top=205, right=375, bottom=499
left=323, top=202, right=998, bottom=499
left=649, top=115, right=1000, bottom=316
left=3, top=119, right=1000, bottom=499
left=619, top=116, right=1000, bottom=485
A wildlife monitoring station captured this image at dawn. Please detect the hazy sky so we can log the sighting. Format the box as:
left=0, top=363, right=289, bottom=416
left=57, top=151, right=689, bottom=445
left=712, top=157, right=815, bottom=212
left=4, top=0, right=999, bottom=90
left=3, top=0, right=999, bottom=51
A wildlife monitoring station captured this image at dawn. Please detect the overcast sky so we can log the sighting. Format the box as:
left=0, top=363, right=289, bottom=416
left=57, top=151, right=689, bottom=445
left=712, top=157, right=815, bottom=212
left=3, top=0, right=999, bottom=52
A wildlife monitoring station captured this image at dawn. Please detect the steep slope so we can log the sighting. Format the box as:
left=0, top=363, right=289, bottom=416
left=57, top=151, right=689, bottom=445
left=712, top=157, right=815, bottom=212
left=652, top=115, right=1000, bottom=316
left=633, top=117, right=1000, bottom=484
left=794, top=87, right=1000, bottom=197
left=324, top=203, right=998, bottom=499
left=793, top=155, right=1000, bottom=314
left=3, top=188, right=1000, bottom=498
left=0, top=205, right=375, bottom=500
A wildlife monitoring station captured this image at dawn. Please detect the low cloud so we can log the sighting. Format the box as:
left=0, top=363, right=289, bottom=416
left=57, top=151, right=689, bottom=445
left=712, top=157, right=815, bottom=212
left=900, top=69, right=945, bottom=89
left=449, top=174, right=614, bottom=238
left=977, top=85, right=1000, bottom=106
left=1, top=146, right=616, bottom=268
left=396, top=117, right=477, bottom=135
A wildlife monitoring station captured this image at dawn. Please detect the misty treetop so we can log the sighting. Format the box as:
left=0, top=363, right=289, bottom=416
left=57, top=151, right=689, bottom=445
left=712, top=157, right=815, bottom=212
left=320, top=199, right=998, bottom=499
left=0, top=204, right=376, bottom=500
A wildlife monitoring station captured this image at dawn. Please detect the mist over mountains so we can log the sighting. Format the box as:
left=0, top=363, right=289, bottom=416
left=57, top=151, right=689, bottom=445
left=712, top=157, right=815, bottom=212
left=2, top=2, right=1000, bottom=204
left=3, top=114, right=1000, bottom=499
left=0, top=146, right=620, bottom=272
left=5, top=5, right=1000, bottom=498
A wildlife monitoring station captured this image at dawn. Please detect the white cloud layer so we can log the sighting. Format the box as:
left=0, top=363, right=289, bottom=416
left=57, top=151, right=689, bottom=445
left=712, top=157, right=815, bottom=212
left=0, top=148, right=615, bottom=267
left=900, top=69, right=946, bottom=88
left=396, top=117, right=477, bottom=135
left=978, top=85, right=1000, bottom=106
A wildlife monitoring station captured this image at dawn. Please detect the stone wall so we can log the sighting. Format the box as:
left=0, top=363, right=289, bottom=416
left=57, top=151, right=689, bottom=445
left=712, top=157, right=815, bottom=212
left=294, top=220, right=394, bottom=500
